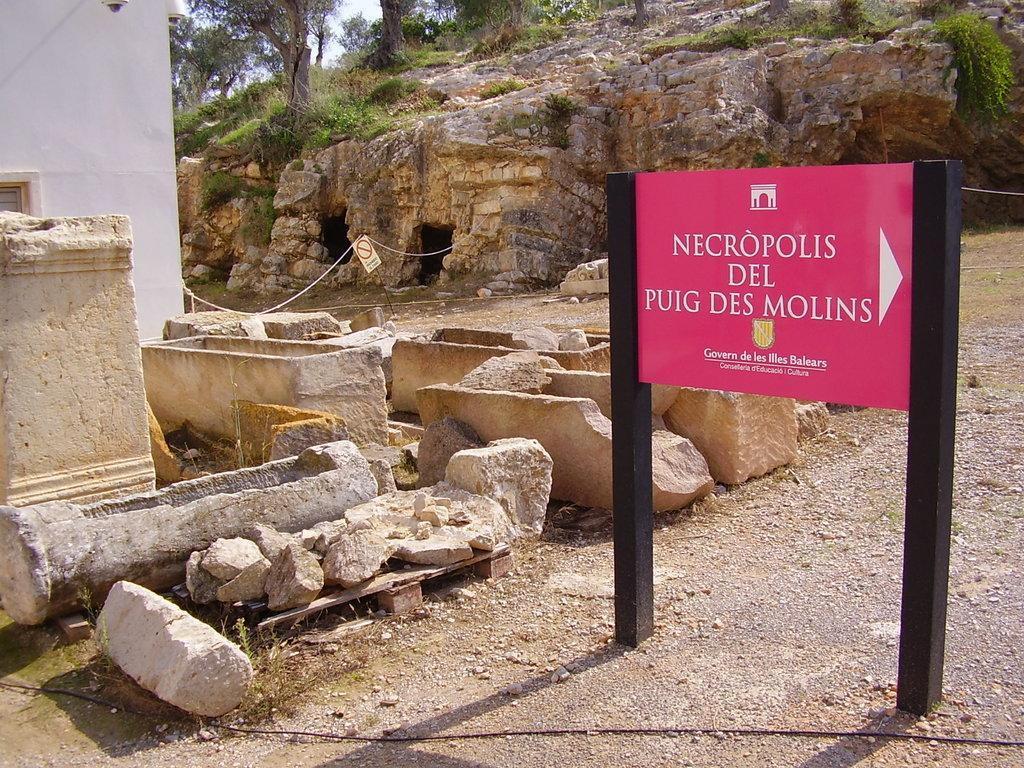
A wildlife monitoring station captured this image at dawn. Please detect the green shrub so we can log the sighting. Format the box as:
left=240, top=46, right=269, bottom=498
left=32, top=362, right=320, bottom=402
left=250, top=113, right=303, bottom=167
left=177, top=121, right=221, bottom=157
left=916, top=0, right=967, bottom=20
left=400, top=13, right=465, bottom=45
left=544, top=92, right=580, bottom=118
left=718, top=25, right=758, bottom=49
left=368, top=77, right=420, bottom=104
left=200, top=171, right=245, bottom=211
left=174, top=110, right=203, bottom=136
left=470, top=26, right=524, bottom=59
left=833, top=0, right=866, bottom=32
left=241, top=191, right=276, bottom=247
left=175, top=79, right=288, bottom=159
left=936, top=13, right=1015, bottom=122
left=480, top=78, right=528, bottom=98
left=543, top=93, right=580, bottom=149
left=537, top=0, right=595, bottom=25
left=511, top=25, right=565, bottom=54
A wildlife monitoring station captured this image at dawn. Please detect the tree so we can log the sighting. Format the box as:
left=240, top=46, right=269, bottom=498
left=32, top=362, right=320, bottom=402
left=634, top=0, right=647, bottom=27
left=369, top=0, right=406, bottom=69
left=171, top=18, right=266, bottom=108
left=309, top=0, right=338, bottom=66
left=337, top=13, right=374, bottom=53
left=189, top=0, right=341, bottom=111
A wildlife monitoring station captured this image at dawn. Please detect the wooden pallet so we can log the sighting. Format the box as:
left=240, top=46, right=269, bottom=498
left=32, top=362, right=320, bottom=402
left=55, top=613, right=93, bottom=643
left=254, top=544, right=512, bottom=632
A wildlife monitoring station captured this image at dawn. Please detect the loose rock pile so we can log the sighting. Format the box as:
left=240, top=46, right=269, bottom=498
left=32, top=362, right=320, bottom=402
left=560, top=259, right=609, bottom=297
left=0, top=441, right=377, bottom=625
left=182, top=439, right=553, bottom=610
left=78, top=436, right=555, bottom=719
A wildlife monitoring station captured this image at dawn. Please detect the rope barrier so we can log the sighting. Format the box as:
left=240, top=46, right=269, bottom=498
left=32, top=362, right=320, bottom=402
left=257, top=243, right=355, bottom=315
left=958, top=187, right=1024, bottom=196
left=183, top=241, right=355, bottom=316
left=179, top=188, right=1015, bottom=319
left=181, top=237, right=461, bottom=317
left=366, top=236, right=453, bottom=258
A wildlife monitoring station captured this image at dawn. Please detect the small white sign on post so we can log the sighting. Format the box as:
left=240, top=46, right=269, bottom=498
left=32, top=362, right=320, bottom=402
left=352, top=235, right=382, bottom=274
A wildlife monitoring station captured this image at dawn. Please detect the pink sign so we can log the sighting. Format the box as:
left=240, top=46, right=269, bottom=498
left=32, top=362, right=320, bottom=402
left=635, top=164, right=914, bottom=410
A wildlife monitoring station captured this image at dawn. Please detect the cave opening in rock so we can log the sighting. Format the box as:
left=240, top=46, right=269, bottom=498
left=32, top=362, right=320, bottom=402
left=322, top=213, right=353, bottom=264
left=417, top=224, right=452, bottom=284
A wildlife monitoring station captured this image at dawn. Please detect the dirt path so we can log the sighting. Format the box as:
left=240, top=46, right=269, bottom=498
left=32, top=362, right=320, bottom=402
left=1, top=230, right=1022, bottom=768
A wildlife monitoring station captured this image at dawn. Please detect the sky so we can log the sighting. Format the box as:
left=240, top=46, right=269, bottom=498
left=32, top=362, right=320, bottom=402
left=341, top=0, right=382, bottom=23
left=325, top=0, right=382, bottom=60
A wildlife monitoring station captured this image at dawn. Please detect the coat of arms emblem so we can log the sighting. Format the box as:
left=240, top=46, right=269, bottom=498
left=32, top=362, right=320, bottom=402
left=752, top=318, right=775, bottom=349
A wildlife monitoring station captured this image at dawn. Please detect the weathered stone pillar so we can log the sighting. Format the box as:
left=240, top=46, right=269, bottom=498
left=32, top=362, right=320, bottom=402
left=0, top=213, right=155, bottom=506
left=0, top=442, right=378, bottom=625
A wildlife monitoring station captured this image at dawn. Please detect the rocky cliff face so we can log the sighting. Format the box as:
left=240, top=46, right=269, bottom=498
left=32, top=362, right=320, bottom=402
left=178, top=0, right=1024, bottom=295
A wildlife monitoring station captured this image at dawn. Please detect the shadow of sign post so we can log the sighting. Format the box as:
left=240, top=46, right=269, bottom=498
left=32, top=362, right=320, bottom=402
left=608, top=161, right=963, bottom=716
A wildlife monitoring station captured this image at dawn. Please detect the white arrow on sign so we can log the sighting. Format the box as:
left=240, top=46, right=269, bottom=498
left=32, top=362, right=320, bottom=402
left=879, top=228, right=903, bottom=325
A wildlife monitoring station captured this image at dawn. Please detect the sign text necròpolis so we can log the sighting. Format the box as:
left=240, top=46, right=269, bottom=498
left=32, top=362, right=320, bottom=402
left=635, top=164, right=914, bottom=410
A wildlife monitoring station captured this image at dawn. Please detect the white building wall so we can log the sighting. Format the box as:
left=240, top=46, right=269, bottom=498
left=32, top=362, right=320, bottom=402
left=0, top=0, right=184, bottom=338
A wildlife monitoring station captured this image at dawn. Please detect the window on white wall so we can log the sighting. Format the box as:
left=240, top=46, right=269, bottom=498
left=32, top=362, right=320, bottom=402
left=0, top=175, right=40, bottom=216
left=0, top=189, right=23, bottom=217
left=0, top=185, right=24, bottom=213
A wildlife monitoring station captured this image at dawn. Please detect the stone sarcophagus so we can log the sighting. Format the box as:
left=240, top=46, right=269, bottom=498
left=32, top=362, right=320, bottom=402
left=0, top=213, right=156, bottom=506
left=142, top=335, right=388, bottom=446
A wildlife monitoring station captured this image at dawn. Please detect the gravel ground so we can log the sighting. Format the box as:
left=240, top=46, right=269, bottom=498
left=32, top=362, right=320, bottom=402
left=1, top=231, right=1022, bottom=768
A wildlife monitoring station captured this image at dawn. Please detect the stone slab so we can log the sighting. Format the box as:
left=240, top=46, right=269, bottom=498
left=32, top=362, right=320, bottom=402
left=0, top=213, right=155, bottom=506
left=99, top=581, right=252, bottom=717
left=417, top=385, right=712, bottom=511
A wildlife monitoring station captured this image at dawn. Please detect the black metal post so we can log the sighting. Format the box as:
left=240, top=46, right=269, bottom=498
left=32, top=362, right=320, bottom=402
left=896, top=160, right=963, bottom=715
left=608, top=172, right=654, bottom=648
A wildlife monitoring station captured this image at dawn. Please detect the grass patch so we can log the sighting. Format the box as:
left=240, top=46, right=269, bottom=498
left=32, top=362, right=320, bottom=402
left=217, top=118, right=261, bottom=147
left=368, top=76, right=421, bottom=104
left=469, top=24, right=564, bottom=61
left=230, top=625, right=370, bottom=722
left=480, top=78, right=528, bottom=99
left=175, top=79, right=283, bottom=158
left=935, top=12, right=1015, bottom=123
left=200, top=171, right=245, bottom=211
left=388, top=46, right=458, bottom=72
left=300, top=97, right=395, bottom=147
left=644, top=0, right=905, bottom=56
left=175, top=68, right=438, bottom=167
left=240, top=190, right=277, bottom=246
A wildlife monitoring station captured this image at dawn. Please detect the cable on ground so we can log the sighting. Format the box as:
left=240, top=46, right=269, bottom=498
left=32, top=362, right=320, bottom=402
left=3, top=679, right=1022, bottom=750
